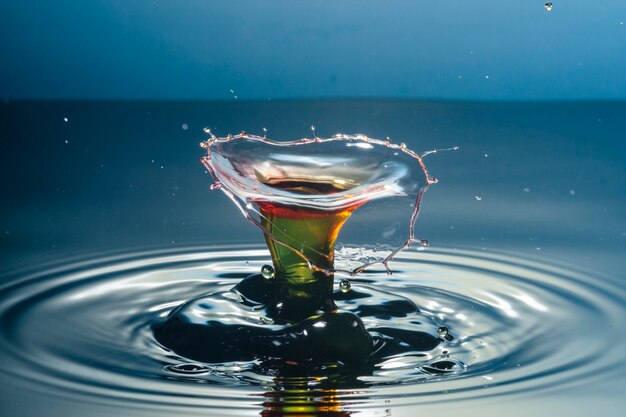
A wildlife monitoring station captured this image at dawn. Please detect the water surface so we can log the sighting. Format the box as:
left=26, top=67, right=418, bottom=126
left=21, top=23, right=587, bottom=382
left=1, top=100, right=625, bottom=416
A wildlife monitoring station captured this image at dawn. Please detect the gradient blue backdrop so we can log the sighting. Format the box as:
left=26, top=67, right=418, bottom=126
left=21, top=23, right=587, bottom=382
left=2, top=0, right=626, bottom=100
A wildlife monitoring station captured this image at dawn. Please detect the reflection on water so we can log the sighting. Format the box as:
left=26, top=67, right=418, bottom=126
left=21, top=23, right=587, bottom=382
left=1, top=100, right=625, bottom=416
left=0, top=246, right=624, bottom=416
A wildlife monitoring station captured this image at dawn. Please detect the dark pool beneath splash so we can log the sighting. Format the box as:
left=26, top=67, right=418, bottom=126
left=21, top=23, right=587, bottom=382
left=1, top=100, right=625, bottom=416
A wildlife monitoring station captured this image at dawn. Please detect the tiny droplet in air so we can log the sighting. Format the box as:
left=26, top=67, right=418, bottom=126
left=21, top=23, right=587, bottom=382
left=475, top=194, right=482, bottom=201
left=339, top=279, right=351, bottom=293
left=544, top=2, right=553, bottom=11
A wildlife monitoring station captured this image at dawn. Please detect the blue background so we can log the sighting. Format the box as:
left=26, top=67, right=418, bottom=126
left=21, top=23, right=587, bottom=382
left=2, top=0, right=626, bottom=100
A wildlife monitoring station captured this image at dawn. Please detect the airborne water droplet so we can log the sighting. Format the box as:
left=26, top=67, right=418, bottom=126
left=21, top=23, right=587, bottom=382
left=475, top=194, right=482, bottom=201
left=339, top=279, right=351, bottom=293
left=544, top=2, right=553, bottom=11
left=261, top=264, right=275, bottom=280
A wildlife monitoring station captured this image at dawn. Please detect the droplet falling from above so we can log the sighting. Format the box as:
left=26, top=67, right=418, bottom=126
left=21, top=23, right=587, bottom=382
left=339, top=279, right=351, bottom=293
left=261, top=264, right=275, bottom=280
left=544, top=2, right=553, bottom=11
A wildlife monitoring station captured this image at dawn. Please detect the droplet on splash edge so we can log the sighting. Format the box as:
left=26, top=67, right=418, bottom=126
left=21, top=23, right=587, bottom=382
left=210, top=182, right=221, bottom=190
left=261, top=264, right=275, bottom=280
left=339, top=279, right=351, bottom=293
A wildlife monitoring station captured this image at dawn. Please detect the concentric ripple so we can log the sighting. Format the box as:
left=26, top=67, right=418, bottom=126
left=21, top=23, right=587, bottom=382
left=0, top=245, right=624, bottom=414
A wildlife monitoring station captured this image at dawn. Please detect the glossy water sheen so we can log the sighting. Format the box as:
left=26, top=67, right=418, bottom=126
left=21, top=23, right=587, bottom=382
left=1, top=100, right=625, bottom=416
left=0, top=245, right=624, bottom=416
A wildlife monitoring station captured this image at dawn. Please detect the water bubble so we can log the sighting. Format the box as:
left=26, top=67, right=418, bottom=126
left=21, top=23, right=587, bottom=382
left=437, top=326, right=448, bottom=338
left=475, top=194, right=482, bottom=201
left=437, top=326, right=455, bottom=341
left=261, top=264, right=275, bottom=280
left=339, top=279, right=351, bottom=293
left=544, top=2, right=553, bottom=11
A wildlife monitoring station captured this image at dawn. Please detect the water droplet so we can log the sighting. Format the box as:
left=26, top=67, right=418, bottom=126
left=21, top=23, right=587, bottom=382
left=64, top=139, right=69, bottom=144
left=544, top=2, right=553, bottom=11
left=63, top=117, right=68, bottom=122
left=475, top=194, right=482, bottom=201
left=261, top=264, right=275, bottom=280
left=260, top=316, right=274, bottom=325
left=437, top=326, right=455, bottom=341
left=384, top=137, right=391, bottom=146
left=484, top=153, right=488, bottom=157
left=569, top=189, right=576, bottom=195
left=437, top=326, right=448, bottom=338
left=400, top=142, right=407, bottom=149
left=339, top=279, right=351, bottom=293
left=262, top=127, right=267, bottom=137
left=181, top=123, right=188, bottom=130
left=210, top=182, right=221, bottom=190
left=523, top=187, right=530, bottom=193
